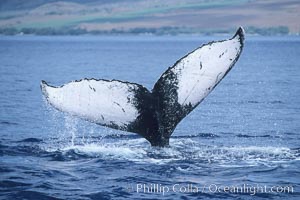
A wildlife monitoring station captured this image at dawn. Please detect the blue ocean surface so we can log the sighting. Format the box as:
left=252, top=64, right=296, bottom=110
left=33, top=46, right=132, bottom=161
left=0, top=35, right=299, bottom=199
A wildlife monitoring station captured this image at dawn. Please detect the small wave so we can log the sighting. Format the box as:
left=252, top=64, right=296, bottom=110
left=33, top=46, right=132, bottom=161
left=285, top=132, right=297, bottom=135
left=10, top=191, right=61, bottom=200
left=236, top=134, right=274, bottom=138
left=269, top=100, right=284, bottom=104
left=17, top=138, right=43, bottom=143
left=0, top=143, right=45, bottom=157
left=15, top=79, right=26, bottom=82
left=239, top=100, right=284, bottom=104
left=174, top=133, right=220, bottom=139
left=0, top=180, right=31, bottom=188
left=102, top=134, right=141, bottom=140
left=247, top=100, right=259, bottom=104
left=0, top=121, right=18, bottom=126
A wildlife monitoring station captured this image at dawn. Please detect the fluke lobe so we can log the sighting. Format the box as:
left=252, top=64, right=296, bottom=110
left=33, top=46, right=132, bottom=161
left=41, top=27, right=245, bottom=147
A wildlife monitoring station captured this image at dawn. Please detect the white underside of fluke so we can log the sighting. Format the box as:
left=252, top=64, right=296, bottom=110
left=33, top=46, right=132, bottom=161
left=171, top=34, right=243, bottom=106
left=41, top=79, right=139, bottom=128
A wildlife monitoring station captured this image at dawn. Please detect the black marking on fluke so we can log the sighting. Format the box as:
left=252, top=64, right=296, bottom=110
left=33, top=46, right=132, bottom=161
left=41, top=27, right=245, bottom=147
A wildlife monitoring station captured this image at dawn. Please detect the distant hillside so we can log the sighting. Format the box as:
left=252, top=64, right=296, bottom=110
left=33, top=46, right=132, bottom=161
left=0, top=0, right=299, bottom=35
left=0, top=0, right=103, bottom=11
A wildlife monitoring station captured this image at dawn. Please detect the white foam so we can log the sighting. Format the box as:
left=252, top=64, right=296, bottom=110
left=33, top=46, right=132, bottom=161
left=64, top=143, right=146, bottom=160
left=43, top=137, right=297, bottom=166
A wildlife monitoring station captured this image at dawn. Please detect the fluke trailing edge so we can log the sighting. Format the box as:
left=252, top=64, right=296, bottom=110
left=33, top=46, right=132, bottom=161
left=41, top=27, right=245, bottom=147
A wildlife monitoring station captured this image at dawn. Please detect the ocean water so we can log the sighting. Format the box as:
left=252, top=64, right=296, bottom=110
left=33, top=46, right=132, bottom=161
left=0, top=35, right=299, bottom=200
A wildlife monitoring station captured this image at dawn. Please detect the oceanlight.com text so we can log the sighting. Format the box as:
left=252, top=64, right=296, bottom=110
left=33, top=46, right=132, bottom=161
left=126, top=183, right=294, bottom=196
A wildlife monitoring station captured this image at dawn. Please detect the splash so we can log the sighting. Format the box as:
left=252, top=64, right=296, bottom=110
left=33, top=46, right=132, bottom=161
left=42, top=135, right=299, bottom=166
left=42, top=110, right=299, bottom=165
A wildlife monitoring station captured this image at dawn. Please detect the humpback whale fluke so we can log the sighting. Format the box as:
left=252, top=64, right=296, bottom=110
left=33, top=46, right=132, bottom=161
left=41, top=27, right=245, bottom=147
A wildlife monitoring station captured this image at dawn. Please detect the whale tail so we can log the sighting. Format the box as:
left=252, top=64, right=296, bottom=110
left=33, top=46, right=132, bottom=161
left=41, top=27, right=245, bottom=147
